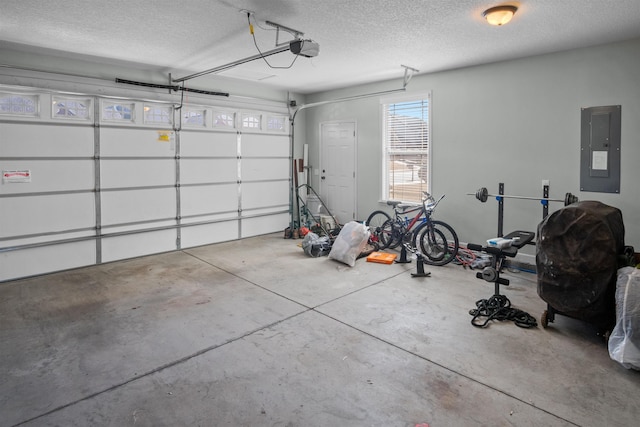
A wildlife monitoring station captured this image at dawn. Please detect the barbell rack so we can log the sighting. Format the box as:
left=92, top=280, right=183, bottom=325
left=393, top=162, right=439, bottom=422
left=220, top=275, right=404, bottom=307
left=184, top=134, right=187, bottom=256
left=468, top=183, right=579, bottom=237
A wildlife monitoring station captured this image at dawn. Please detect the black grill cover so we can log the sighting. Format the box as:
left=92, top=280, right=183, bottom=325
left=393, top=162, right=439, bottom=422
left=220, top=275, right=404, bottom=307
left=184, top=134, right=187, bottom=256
left=536, top=201, right=624, bottom=320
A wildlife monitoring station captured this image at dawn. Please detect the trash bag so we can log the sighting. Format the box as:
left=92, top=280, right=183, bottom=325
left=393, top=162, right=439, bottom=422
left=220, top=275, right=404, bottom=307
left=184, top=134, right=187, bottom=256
left=536, top=201, right=624, bottom=320
left=328, top=221, right=370, bottom=267
left=608, top=267, right=640, bottom=370
left=301, top=232, right=331, bottom=257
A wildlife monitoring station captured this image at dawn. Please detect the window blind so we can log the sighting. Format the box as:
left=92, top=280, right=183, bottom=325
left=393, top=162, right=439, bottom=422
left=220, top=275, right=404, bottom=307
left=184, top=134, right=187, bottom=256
left=383, top=97, right=430, bottom=202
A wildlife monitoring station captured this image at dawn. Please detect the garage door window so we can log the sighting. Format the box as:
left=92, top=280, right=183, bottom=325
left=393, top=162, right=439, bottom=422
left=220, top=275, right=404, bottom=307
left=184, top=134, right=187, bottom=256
left=143, top=104, right=172, bottom=125
left=0, top=93, right=39, bottom=116
left=214, top=111, right=235, bottom=129
left=52, top=97, right=92, bottom=120
left=182, top=108, right=206, bottom=127
left=267, top=116, right=286, bottom=132
left=242, top=113, right=261, bottom=130
left=103, top=101, right=134, bottom=122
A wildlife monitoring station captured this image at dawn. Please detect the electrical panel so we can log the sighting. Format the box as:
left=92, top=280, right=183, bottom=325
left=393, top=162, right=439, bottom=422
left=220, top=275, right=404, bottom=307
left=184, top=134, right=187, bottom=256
left=580, top=105, right=621, bottom=193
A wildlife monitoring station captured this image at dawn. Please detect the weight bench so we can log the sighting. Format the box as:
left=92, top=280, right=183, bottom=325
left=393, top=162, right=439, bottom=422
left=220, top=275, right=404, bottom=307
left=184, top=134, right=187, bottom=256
left=467, top=230, right=537, bottom=328
left=468, top=230, right=534, bottom=295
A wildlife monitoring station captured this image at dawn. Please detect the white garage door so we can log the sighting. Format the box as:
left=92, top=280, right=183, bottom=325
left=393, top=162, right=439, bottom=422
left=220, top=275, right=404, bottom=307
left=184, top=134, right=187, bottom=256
left=0, top=87, right=290, bottom=282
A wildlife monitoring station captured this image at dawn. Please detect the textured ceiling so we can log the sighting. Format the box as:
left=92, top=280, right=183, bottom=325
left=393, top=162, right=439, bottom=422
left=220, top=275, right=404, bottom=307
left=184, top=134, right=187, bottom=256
left=2, top=0, right=640, bottom=94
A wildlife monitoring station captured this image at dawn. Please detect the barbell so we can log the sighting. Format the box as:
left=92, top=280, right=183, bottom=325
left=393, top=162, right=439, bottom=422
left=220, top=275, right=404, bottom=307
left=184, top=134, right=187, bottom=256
left=469, top=187, right=579, bottom=206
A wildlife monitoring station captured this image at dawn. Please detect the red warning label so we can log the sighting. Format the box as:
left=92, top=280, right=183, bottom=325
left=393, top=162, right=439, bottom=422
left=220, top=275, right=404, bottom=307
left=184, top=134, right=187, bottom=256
left=2, top=170, right=32, bottom=183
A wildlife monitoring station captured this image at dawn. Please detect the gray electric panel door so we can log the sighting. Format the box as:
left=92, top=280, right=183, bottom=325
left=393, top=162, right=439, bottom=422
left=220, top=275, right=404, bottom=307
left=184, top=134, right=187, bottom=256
left=580, top=105, right=621, bottom=193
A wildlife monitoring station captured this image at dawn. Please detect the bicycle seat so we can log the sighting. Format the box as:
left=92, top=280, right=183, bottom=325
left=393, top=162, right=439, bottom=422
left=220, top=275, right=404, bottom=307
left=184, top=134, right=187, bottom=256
left=397, top=203, right=421, bottom=210
left=386, top=200, right=420, bottom=211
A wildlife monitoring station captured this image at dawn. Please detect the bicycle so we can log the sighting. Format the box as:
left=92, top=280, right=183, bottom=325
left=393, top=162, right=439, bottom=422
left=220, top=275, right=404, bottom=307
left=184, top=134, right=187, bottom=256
left=366, top=193, right=459, bottom=266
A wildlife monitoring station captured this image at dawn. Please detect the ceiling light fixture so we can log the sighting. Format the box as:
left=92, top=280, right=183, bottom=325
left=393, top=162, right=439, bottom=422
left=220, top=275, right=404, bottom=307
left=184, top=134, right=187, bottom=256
left=482, top=5, right=518, bottom=26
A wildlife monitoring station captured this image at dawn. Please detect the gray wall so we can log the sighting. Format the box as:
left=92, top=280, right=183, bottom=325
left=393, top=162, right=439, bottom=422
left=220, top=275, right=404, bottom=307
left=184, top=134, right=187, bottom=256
left=302, top=38, right=640, bottom=259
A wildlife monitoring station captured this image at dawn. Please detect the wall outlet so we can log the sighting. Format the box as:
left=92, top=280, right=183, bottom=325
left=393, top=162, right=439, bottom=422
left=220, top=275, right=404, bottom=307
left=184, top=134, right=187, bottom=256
left=542, top=179, right=550, bottom=187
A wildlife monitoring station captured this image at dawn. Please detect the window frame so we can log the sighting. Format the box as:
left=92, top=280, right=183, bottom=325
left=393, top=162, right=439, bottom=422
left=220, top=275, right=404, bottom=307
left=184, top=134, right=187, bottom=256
left=380, top=91, right=432, bottom=203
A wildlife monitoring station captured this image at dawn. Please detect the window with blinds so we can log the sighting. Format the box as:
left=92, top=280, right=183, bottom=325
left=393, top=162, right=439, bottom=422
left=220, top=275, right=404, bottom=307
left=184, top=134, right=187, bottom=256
left=382, top=95, right=430, bottom=202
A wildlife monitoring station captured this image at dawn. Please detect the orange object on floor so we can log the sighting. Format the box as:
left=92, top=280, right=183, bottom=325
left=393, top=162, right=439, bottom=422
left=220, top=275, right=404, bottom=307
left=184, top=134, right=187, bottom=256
left=366, top=252, right=398, bottom=264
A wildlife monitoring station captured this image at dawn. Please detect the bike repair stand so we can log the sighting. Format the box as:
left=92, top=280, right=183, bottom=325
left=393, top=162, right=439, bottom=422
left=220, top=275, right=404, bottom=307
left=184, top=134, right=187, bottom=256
left=412, top=252, right=431, bottom=277
left=395, top=245, right=411, bottom=264
left=395, top=244, right=431, bottom=277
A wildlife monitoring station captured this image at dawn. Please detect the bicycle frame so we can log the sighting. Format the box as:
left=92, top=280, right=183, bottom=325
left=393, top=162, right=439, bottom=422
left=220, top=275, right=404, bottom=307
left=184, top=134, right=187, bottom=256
left=391, top=194, right=444, bottom=233
left=382, top=194, right=445, bottom=249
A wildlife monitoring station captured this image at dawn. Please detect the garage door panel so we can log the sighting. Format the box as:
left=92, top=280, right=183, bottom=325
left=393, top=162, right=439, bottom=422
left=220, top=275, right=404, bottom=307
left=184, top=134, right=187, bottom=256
left=241, top=213, right=289, bottom=238
left=242, top=158, right=288, bottom=181
left=241, top=181, right=289, bottom=210
left=242, top=134, right=288, bottom=157
left=101, top=188, right=175, bottom=226
left=101, top=229, right=176, bottom=263
left=100, top=128, right=175, bottom=157
left=181, top=184, right=237, bottom=217
left=0, top=240, right=96, bottom=282
left=180, top=221, right=239, bottom=248
left=0, top=123, right=94, bottom=157
left=101, top=159, right=175, bottom=188
left=180, top=159, right=237, bottom=185
left=0, top=160, right=94, bottom=194
left=180, top=131, right=237, bottom=157
left=0, top=193, right=95, bottom=238
left=0, top=230, right=96, bottom=249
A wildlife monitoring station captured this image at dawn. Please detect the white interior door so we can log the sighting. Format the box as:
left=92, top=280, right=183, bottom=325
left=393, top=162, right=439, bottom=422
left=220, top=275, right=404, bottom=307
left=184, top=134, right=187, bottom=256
left=320, top=122, right=356, bottom=224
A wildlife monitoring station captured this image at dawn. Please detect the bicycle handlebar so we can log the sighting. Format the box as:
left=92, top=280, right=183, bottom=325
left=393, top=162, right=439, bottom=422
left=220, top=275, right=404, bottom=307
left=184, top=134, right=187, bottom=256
left=386, top=194, right=446, bottom=213
left=424, top=194, right=445, bottom=211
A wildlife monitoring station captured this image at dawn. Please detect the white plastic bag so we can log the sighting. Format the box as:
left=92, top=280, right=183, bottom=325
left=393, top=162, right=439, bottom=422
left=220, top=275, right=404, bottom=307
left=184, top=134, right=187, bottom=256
left=608, top=266, right=640, bottom=370
left=328, top=221, right=370, bottom=267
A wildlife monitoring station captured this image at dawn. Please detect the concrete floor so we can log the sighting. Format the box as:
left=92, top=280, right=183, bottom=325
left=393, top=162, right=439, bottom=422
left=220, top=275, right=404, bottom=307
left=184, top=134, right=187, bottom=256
left=1, top=233, right=639, bottom=427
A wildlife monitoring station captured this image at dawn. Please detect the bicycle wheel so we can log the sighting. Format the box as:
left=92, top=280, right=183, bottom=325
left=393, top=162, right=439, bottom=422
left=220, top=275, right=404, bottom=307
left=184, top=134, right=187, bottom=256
left=366, top=210, right=391, bottom=247
left=416, top=226, right=448, bottom=262
left=380, top=219, right=404, bottom=249
left=413, top=220, right=459, bottom=266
